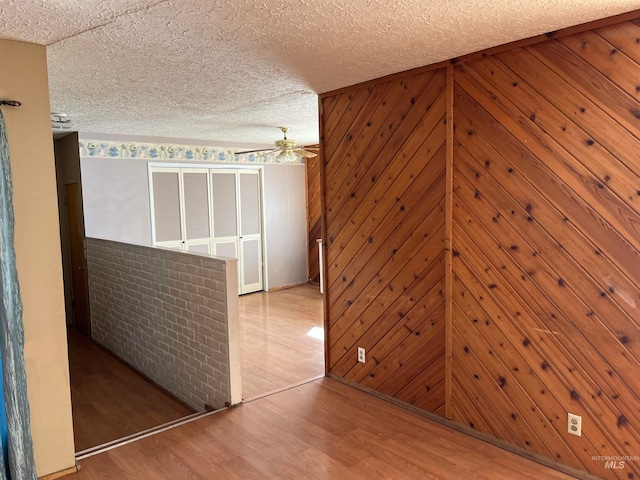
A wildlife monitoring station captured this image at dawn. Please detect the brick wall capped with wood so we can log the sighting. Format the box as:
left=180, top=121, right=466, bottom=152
left=86, top=238, right=234, bottom=412
left=320, top=13, right=640, bottom=480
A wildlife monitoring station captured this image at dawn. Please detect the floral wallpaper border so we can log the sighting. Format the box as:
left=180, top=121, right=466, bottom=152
left=78, top=140, right=304, bottom=165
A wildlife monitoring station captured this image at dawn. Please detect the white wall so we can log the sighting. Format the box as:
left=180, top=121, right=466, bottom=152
left=263, top=164, right=308, bottom=289
left=81, top=156, right=308, bottom=289
left=81, top=157, right=152, bottom=245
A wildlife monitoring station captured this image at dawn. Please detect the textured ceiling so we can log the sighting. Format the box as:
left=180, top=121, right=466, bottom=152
left=1, top=0, right=639, bottom=147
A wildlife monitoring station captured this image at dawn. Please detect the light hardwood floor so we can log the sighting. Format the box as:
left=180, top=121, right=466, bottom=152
left=73, top=378, right=574, bottom=479
left=67, top=328, right=194, bottom=452
left=68, top=284, right=323, bottom=451
left=239, top=284, right=325, bottom=399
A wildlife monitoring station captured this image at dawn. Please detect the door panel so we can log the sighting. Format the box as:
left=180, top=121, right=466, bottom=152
left=211, top=171, right=238, bottom=238
left=238, top=170, right=263, bottom=294
left=240, top=237, right=262, bottom=290
left=214, top=240, right=238, bottom=259
left=182, top=171, right=210, bottom=240
left=151, top=170, right=182, bottom=244
left=182, top=169, right=212, bottom=251
left=211, top=170, right=242, bottom=292
left=239, top=172, right=261, bottom=235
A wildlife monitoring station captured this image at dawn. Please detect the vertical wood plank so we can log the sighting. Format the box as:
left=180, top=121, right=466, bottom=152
left=444, top=64, right=454, bottom=420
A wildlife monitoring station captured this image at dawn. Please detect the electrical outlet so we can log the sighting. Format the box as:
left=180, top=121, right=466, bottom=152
left=357, top=347, right=366, bottom=363
left=568, top=413, right=582, bottom=436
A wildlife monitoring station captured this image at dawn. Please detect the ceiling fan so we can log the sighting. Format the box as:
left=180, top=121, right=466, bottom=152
left=236, top=127, right=318, bottom=162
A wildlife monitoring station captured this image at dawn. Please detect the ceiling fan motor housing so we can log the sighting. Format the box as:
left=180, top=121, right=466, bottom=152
left=275, top=139, right=297, bottom=149
left=234, top=126, right=317, bottom=159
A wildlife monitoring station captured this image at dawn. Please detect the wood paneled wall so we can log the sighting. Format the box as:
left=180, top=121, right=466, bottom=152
left=320, top=15, right=640, bottom=480
left=321, top=68, right=448, bottom=414
left=451, top=21, right=640, bottom=480
left=306, top=149, right=321, bottom=283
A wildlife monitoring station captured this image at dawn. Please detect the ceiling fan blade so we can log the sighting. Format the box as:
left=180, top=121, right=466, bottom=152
left=235, top=148, right=277, bottom=155
left=254, top=149, right=279, bottom=158
left=294, top=149, right=318, bottom=158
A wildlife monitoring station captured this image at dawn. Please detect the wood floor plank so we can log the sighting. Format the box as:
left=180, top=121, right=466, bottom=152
left=70, top=285, right=325, bottom=452
left=67, top=328, right=194, bottom=452
left=239, top=284, right=324, bottom=399
left=71, top=379, right=577, bottom=480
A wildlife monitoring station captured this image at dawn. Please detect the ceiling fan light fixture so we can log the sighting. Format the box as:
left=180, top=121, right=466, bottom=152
left=235, top=126, right=316, bottom=162
left=277, top=149, right=298, bottom=163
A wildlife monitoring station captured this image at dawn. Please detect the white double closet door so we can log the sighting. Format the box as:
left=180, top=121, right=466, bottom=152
left=150, top=166, right=263, bottom=294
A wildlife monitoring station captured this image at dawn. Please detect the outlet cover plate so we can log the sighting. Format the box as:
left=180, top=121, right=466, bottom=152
left=568, top=413, right=582, bottom=436
left=357, top=347, right=366, bottom=363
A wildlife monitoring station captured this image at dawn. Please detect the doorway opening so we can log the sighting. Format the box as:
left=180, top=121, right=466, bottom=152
left=54, top=134, right=199, bottom=454
left=148, top=163, right=325, bottom=400
left=55, top=135, right=325, bottom=452
left=239, top=284, right=324, bottom=401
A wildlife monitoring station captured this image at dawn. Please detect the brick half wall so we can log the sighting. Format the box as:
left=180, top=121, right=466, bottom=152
left=85, top=238, right=239, bottom=411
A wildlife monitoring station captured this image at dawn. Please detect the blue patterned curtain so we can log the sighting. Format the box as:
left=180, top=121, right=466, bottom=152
left=0, top=110, right=38, bottom=479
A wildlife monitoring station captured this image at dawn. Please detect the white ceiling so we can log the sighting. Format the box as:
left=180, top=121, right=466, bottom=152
left=1, top=0, right=639, bottom=147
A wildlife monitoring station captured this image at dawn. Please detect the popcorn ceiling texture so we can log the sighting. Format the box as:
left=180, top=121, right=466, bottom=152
left=1, top=0, right=639, bottom=145
left=0, top=0, right=163, bottom=45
